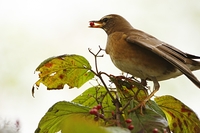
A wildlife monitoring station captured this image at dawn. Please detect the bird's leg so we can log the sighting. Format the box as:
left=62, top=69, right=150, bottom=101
left=128, top=77, right=160, bottom=114
left=142, top=77, right=160, bottom=105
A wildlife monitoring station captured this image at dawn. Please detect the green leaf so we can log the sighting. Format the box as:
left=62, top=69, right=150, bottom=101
left=60, top=116, right=109, bottom=133
left=72, top=85, right=113, bottom=107
left=72, top=85, right=116, bottom=125
left=128, top=100, right=170, bottom=133
left=32, top=54, right=95, bottom=96
left=155, top=95, right=200, bottom=133
left=147, top=100, right=167, bottom=119
left=35, top=101, right=91, bottom=133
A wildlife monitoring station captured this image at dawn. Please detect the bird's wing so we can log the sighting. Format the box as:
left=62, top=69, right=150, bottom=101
left=160, top=43, right=200, bottom=59
left=126, top=30, right=200, bottom=88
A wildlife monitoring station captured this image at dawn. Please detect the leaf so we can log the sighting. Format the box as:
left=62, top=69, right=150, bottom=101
left=72, top=85, right=116, bottom=125
left=32, top=54, right=95, bottom=96
left=72, top=85, right=114, bottom=108
left=147, top=100, right=167, bottom=119
left=35, top=101, right=92, bottom=133
left=60, top=116, right=109, bottom=133
left=155, top=95, right=200, bottom=133
left=125, top=100, right=170, bottom=133
left=109, top=75, right=148, bottom=102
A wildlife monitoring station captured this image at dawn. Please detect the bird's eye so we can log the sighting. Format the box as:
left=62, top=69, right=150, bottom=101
left=102, top=18, right=108, bottom=23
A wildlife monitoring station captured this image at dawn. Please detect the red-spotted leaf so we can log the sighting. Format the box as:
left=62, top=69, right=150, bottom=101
left=32, top=54, right=95, bottom=96
left=155, top=95, right=200, bottom=133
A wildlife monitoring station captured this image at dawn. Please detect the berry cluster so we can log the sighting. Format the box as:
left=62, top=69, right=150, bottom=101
left=125, top=118, right=134, bottom=130
left=89, top=105, right=168, bottom=132
left=89, top=104, right=104, bottom=121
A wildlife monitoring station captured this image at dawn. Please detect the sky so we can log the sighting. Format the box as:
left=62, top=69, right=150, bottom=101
left=0, top=0, right=200, bottom=132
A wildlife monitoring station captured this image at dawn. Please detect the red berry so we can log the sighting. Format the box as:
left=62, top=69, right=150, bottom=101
left=128, top=125, right=134, bottom=130
left=89, top=109, right=98, bottom=115
left=153, top=128, right=158, bottom=133
left=96, top=104, right=102, bottom=110
left=125, top=119, right=132, bottom=123
left=89, top=21, right=94, bottom=27
left=89, top=109, right=93, bottom=114
left=99, top=114, right=104, bottom=119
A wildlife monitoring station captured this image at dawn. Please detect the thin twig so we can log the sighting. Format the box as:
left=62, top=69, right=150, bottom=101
left=97, top=72, right=115, bottom=102
left=88, top=47, right=104, bottom=74
left=88, top=47, right=116, bottom=101
left=88, top=46, right=123, bottom=126
left=120, top=99, right=132, bottom=113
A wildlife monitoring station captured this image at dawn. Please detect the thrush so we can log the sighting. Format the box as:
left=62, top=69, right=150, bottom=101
left=89, top=14, right=200, bottom=99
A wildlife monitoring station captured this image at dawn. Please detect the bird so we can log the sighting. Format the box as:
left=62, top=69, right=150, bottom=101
left=89, top=14, right=200, bottom=103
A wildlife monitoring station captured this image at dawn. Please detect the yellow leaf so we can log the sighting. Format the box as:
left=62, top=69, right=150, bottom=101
left=155, top=95, right=200, bottom=133
left=32, top=54, right=94, bottom=96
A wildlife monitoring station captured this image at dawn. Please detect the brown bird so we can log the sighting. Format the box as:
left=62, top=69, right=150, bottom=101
left=89, top=14, right=200, bottom=99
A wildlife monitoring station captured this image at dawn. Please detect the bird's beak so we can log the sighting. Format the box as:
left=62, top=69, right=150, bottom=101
left=89, top=21, right=103, bottom=28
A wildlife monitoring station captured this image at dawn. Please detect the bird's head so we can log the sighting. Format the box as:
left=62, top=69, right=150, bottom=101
left=89, top=14, right=133, bottom=35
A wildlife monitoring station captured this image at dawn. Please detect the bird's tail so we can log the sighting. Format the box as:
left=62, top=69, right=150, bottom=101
left=186, top=59, right=200, bottom=88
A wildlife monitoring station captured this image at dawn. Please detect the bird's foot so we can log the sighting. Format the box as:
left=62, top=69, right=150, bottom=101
left=128, top=79, right=159, bottom=115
